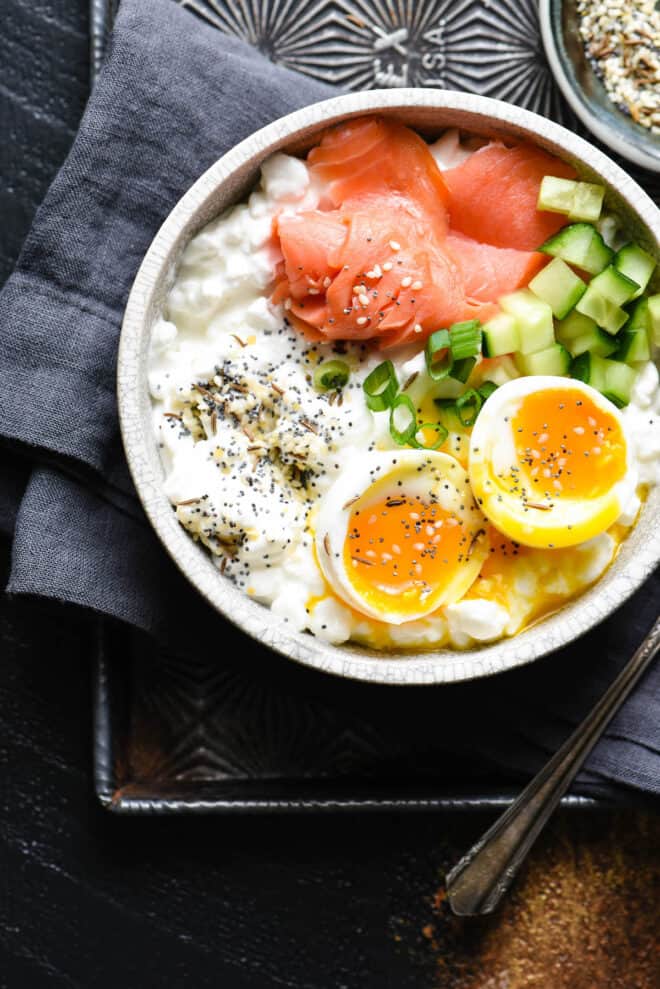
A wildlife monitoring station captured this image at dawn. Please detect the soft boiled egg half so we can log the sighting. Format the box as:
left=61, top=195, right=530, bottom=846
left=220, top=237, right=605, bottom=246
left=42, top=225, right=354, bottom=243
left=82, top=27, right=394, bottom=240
left=469, top=376, right=637, bottom=549
left=315, top=450, right=489, bottom=624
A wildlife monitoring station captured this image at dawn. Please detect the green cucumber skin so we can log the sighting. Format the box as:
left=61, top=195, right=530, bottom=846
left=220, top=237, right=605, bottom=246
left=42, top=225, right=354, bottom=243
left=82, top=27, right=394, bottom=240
left=648, top=295, right=660, bottom=346
left=564, top=328, right=618, bottom=359
left=539, top=223, right=613, bottom=275
left=590, top=265, right=640, bottom=306
left=603, top=362, right=636, bottom=407
left=576, top=287, right=629, bottom=335
left=570, top=353, right=636, bottom=407
left=570, top=352, right=608, bottom=391
left=627, top=297, right=650, bottom=334
left=482, top=314, right=518, bottom=358
left=555, top=310, right=598, bottom=341
left=614, top=244, right=656, bottom=299
left=617, top=328, right=651, bottom=364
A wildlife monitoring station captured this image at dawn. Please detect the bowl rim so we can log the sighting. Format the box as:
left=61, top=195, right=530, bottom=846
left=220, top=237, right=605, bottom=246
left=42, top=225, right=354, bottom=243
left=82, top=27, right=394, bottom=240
left=539, top=0, right=660, bottom=174
left=118, top=87, right=660, bottom=686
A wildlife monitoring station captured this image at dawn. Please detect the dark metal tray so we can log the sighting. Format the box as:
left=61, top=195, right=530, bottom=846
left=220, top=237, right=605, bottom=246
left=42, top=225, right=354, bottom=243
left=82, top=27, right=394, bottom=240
left=92, top=0, right=657, bottom=814
left=94, top=622, right=614, bottom=813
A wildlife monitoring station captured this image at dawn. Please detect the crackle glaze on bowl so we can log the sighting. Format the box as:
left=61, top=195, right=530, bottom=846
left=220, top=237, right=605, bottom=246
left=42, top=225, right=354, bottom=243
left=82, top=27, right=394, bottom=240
left=118, top=90, right=660, bottom=685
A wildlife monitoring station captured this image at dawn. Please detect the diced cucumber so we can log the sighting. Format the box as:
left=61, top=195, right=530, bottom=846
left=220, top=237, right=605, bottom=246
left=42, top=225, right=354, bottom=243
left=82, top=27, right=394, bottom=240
left=564, top=326, right=619, bottom=358
left=614, top=244, right=656, bottom=299
left=648, top=294, right=660, bottom=346
left=570, top=352, right=609, bottom=391
left=555, top=310, right=598, bottom=342
left=556, top=308, right=617, bottom=356
left=528, top=257, right=586, bottom=319
left=537, top=177, right=605, bottom=222
left=602, top=361, right=637, bottom=408
left=576, top=287, right=629, bottom=335
left=515, top=343, right=571, bottom=377
left=616, top=327, right=651, bottom=364
left=537, top=176, right=577, bottom=214
left=588, top=265, right=640, bottom=306
left=627, top=297, right=650, bottom=333
left=482, top=313, right=519, bottom=357
left=499, top=290, right=554, bottom=355
left=539, top=222, right=613, bottom=275
left=568, top=182, right=605, bottom=222
left=571, top=353, right=637, bottom=407
left=575, top=264, right=639, bottom=335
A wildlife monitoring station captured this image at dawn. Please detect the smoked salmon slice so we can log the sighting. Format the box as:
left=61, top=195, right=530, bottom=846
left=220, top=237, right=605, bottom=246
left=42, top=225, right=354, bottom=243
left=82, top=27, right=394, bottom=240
left=272, top=118, right=573, bottom=348
left=445, top=233, right=547, bottom=303
left=308, top=117, right=450, bottom=222
left=442, top=142, right=578, bottom=251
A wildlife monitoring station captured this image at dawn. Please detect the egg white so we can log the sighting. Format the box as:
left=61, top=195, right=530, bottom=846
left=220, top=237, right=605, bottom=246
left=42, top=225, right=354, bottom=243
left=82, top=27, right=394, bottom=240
left=469, top=376, right=637, bottom=549
left=315, top=449, right=489, bottom=624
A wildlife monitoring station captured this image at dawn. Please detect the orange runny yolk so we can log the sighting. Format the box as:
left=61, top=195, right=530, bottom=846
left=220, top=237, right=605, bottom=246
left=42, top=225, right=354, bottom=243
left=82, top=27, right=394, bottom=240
left=342, top=494, right=470, bottom=616
left=511, top=389, right=626, bottom=501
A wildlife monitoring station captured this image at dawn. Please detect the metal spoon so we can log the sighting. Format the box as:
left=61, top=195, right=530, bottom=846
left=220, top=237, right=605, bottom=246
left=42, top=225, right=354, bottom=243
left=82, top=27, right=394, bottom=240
left=446, top=613, right=660, bottom=916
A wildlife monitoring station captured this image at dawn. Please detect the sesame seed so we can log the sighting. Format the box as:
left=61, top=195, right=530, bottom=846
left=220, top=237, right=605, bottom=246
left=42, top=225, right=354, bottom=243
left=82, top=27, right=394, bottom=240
left=389, top=240, right=401, bottom=251
left=356, top=316, right=368, bottom=326
left=401, top=276, right=412, bottom=288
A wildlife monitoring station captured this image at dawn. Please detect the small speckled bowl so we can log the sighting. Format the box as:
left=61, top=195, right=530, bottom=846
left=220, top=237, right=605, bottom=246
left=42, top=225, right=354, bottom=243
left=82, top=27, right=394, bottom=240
left=540, top=0, right=660, bottom=173
left=118, top=90, right=660, bottom=685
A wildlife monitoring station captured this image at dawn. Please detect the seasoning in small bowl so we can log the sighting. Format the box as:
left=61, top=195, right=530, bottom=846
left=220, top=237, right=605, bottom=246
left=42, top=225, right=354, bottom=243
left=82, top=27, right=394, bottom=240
left=577, top=0, right=660, bottom=135
left=540, top=0, right=660, bottom=173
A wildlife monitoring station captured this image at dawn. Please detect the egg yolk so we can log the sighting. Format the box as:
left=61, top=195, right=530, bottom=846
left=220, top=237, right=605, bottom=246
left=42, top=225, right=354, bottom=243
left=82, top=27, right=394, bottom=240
left=510, top=388, right=626, bottom=503
left=342, top=493, right=475, bottom=617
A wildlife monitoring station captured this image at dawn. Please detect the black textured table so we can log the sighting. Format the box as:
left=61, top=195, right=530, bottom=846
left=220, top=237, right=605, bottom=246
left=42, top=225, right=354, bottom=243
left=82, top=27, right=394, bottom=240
left=1, top=3, right=659, bottom=987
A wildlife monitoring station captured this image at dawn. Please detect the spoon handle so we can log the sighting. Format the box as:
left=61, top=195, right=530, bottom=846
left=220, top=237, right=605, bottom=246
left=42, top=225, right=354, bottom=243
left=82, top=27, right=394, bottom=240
left=446, top=613, right=660, bottom=917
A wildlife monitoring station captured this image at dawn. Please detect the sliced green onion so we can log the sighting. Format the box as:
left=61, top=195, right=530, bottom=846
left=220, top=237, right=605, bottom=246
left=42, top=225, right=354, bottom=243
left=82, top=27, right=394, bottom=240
left=478, top=380, right=498, bottom=401
left=389, top=394, right=417, bottom=445
left=456, top=388, right=483, bottom=427
left=449, top=320, right=482, bottom=360
left=410, top=421, right=449, bottom=451
left=363, top=360, right=398, bottom=411
left=314, top=359, right=350, bottom=392
left=425, top=329, right=453, bottom=381
left=451, top=356, right=477, bottom=383
left=433, top=397, right=456, bottom=410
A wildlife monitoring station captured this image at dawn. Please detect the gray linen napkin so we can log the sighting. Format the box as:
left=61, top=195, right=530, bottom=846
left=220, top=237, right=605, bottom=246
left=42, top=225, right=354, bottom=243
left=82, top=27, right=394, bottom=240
left=0, top=0, right=657, bottom=798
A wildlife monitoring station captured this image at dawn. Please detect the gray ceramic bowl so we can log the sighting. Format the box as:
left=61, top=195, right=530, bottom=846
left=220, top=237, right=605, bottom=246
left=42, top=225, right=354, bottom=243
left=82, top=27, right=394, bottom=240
left=540, top=0, right=660, bottom=173
left=118, top=89, right=660, bottom=685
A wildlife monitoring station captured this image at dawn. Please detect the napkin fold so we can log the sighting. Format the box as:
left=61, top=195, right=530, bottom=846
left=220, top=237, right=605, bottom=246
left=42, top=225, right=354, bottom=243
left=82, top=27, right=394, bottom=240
left=1, top=0, right=658, bottom=798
